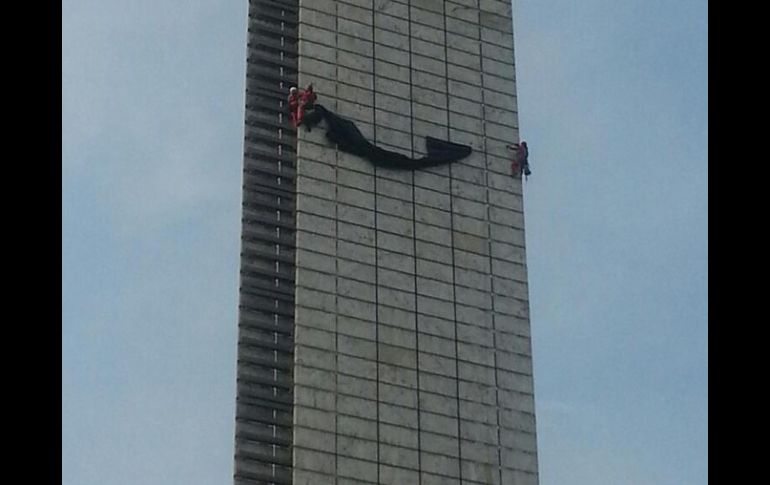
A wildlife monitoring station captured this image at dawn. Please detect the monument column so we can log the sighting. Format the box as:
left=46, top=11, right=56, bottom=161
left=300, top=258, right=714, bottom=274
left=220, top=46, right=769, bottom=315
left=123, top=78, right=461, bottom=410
left=291, top=1, right=538, bottom=484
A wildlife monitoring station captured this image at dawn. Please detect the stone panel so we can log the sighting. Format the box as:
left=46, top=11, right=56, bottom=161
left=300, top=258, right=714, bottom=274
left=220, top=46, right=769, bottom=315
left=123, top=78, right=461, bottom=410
left=288, top=1, right=538, bottom=483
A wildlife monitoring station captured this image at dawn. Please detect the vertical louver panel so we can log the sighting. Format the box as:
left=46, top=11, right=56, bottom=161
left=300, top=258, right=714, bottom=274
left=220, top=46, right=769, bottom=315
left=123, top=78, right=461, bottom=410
left=234, top=1, right=298, bottom=484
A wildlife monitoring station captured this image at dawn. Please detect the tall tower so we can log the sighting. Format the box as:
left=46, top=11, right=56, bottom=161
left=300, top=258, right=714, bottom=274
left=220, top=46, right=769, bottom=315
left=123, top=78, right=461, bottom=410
left=234, top=1, right=538, bottom=484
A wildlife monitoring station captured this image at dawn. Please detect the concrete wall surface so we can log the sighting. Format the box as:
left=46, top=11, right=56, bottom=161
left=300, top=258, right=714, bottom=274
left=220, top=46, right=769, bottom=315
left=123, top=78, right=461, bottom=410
left=292, top=1, right=537, bottom=483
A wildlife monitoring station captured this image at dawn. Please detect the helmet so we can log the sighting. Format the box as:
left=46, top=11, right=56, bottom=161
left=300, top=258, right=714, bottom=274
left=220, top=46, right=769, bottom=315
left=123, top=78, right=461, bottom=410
left=289, top=87, right=298, bottom=94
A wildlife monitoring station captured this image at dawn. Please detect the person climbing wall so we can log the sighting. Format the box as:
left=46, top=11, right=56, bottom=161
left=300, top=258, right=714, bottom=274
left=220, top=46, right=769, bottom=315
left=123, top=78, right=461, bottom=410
left=519, top=141, right=531, bottom=176
left=287, top=84, right=317, bottom=129
left=507, top=141, right=531, bottom=178
left=287, top=86, right=300, bottom=127
left=298, top=84, right=317, bottom=131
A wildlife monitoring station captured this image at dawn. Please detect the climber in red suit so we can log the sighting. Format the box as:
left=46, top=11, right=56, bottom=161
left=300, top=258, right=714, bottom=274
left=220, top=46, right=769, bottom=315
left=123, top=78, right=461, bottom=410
left=506, top=141, right=531, bottom=178
left=287, top=86, right=300, bottom=127
left=287, top=84, right=317, bottom=128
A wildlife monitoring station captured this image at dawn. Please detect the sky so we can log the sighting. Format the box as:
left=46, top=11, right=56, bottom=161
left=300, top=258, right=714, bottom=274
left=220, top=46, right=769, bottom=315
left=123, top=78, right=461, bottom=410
left=62, top=1, right=708, bottom=484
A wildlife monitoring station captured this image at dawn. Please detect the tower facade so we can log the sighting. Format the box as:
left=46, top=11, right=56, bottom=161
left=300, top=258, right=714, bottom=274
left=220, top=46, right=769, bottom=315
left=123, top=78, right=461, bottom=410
left=234, top=1, right=538, bottom=484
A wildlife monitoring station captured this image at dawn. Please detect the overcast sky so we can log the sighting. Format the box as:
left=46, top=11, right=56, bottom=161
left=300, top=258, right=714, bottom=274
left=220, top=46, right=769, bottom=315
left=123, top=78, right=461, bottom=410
left=62, top=1, right=707, bottom=484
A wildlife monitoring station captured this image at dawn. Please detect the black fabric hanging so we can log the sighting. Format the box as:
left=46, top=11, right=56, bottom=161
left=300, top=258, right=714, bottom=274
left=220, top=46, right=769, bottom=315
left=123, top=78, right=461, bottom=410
left=302, top=104, right=472, bottom=169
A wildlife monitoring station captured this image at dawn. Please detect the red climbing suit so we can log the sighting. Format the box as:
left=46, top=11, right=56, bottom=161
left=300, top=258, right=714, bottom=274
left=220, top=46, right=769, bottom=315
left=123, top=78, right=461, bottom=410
left=288, top=85, right=317, bottom=128
left=508, top=141, right=529, bottom=177
left=288, top=89, right=300, bottom=127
